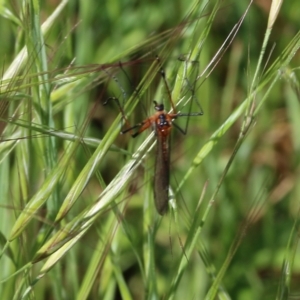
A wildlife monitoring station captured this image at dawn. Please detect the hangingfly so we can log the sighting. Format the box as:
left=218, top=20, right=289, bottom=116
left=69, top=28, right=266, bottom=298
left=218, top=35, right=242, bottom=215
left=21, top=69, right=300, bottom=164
left=104, top=56, right=203, bottom=215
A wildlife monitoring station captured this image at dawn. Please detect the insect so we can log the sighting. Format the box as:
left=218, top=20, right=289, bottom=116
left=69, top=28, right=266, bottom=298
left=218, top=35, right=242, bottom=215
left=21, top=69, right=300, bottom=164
left=105, top=56, right=203, bottom=215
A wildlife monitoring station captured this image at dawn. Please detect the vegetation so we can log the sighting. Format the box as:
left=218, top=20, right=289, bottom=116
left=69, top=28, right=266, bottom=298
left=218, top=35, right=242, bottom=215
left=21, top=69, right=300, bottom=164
left=0, top=0, right=300, bottom=299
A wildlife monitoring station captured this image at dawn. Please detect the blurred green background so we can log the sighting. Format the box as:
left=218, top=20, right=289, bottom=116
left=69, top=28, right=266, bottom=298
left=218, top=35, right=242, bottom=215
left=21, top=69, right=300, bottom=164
left=1, top=0, right=300, bottom=299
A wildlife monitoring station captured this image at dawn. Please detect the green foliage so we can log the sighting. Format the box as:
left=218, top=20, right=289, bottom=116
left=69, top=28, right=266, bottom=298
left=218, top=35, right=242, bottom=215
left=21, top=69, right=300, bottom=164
left=1, top=0, right=300, bottom=299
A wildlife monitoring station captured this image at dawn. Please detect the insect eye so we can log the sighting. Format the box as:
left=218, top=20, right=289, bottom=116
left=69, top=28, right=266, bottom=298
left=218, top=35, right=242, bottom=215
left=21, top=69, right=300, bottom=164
left=154, top=101, right=164, bottom=111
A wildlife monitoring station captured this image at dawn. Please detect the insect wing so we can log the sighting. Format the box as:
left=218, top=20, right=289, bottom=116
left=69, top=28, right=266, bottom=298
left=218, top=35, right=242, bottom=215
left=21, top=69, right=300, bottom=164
left=154, top=132, right=170, bottom=215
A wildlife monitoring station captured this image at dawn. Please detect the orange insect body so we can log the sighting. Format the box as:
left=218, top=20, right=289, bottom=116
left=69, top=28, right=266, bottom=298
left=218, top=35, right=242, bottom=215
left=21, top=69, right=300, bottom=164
left=126, top=101, right=176, bottom=215
left=150, top=103, right=175, bottom=214
left=105, top=57, right=203, bottom=215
